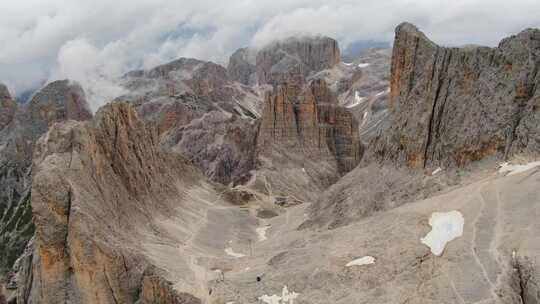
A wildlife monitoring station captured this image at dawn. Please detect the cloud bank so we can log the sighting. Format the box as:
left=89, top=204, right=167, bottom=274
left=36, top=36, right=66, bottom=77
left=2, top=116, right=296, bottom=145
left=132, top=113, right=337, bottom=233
left=0, top=0, right=539, bottom=110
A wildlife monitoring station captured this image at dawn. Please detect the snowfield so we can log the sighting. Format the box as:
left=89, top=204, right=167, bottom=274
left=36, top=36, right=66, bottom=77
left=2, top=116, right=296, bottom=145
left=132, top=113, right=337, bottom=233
left=346, top=256, right=375, bottom=267
left=256, top=225, right=271, bottom=241
left=420, top=211, right=464, bottom=256
left=346, top=91, right=365, bottom=108
left=499, top=161, right=540, bottom=176
left=431, top=167, right=442, bottom=175
left=259, top=286, right=300, bottom=304
left=225, top=247, right=246, bottom=258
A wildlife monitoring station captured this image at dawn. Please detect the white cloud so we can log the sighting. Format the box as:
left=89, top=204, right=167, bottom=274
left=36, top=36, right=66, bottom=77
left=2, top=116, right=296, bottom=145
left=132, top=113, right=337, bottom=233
left=0, top=0, right=539, bottom=108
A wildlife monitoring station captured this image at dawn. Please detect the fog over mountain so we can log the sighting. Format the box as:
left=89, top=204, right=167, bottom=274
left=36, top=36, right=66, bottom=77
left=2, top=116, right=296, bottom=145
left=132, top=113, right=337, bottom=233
left=1, top=0, right=539, bottom=109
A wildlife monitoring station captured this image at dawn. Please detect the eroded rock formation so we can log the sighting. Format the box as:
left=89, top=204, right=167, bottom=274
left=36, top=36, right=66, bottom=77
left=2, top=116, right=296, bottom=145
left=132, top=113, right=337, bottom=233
left=227, top=47, right=257, bottom=86
left=121, top=57, right=262, bottom=185
left=256, top=36, right=341, bottom=86
left=17, top=102, right=209, bottom=303
left=258, top=78, right=362, bottom=173
left=0, top=80, right=91, bottom=278
left=367, top=22, right=540, bottom=168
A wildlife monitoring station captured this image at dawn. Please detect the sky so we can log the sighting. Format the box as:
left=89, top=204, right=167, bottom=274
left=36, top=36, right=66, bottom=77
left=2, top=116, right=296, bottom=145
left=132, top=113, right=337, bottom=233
left=1, top=0, right=539, bottom=110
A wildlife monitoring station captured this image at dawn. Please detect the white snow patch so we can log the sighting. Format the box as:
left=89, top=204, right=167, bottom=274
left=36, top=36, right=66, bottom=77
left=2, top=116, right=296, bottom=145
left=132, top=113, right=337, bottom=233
left=499, top=161, right=540, bottom=176
left=302, top=167, right=306, bottom=173
left=226, top=302, right=235, bottom=304
left=256, top=225, right=271, bottom=241
left=346, top=91, right=365, bottom=108
left=342, top=62, right=354, bottom=66
left=358, top=63, right=370, bottom=68
left=432, top=167, right=443, bottom=175
left=259, top=286, right=299, bottom=304
left=375, top=88, right=389, bottom=97
left=225, top=247, right=246, bottom=258
left=421, top=211, right=464, bottom=256
left=346, top=256, right=375, bottom=267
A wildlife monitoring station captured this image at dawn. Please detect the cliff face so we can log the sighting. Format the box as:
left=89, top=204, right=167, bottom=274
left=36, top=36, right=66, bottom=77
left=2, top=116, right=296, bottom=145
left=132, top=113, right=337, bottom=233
left=254, top=78, right=362, bottom=200
left=0, top=81, right=92, bottom=278
left=227, top=47, right=257, bottom=85
left=0, top=82, right=90, bottom=303
left=258, top=78, right=362, bottom=173
left=17, top=102, right=209, bottom=303
left=0, top=84, right=17, bottom=131
left=121, top=57, right=262, bottom=185
left=303, top=23, right=540, bottom=230
left=255, top=36, right=340, bottom=86
left=367, top=23, right=540, bottom=168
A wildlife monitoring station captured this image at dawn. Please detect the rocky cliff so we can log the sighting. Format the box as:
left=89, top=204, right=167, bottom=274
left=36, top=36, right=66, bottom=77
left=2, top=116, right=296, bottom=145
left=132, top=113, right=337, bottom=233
left=258, top=78, right=362, bottom=173
left=253, top=78, right=362, bottom=201
left=121, top=57, right=262, bottom=185
left=0, top=80, right=92, bottom=295
left=227, top=47, right=257, bottom=86
left=15, top=102, right=216, bottom=303
left=255, top=36, right=340, bottom=86
left=303, top=23, right=540, bottom=230
left=0, top=84, right=17, bottom=131
left=367, top=23, right=540, bottom=168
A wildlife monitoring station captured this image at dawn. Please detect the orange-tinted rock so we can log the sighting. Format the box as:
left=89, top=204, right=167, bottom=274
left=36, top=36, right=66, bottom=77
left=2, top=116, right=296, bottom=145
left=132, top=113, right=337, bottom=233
left=0, top=84, right=17, bottom=131
left=257, top=79, right=362, bottom=174
left=367, top=23, right=540, bottom=168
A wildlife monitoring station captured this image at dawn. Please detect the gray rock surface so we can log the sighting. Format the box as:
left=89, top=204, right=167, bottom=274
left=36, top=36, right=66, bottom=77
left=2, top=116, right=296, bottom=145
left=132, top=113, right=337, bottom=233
left=367, top=22, right=540, bottom=168
left=256, top=36, right=340, bottom=86
left=254, top=78, right=362, bottom=201
left=227, top=47, right=257, bottom=86
left=120, top=57, right=262, bottom=185
left=0, top=80, right=91, bottom=277
left=16, top=102, right=217, bottom=303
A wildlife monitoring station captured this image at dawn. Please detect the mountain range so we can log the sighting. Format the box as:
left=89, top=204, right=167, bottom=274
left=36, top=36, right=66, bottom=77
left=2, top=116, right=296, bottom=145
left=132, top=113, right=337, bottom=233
left=0, top=22, right=540, bottom=304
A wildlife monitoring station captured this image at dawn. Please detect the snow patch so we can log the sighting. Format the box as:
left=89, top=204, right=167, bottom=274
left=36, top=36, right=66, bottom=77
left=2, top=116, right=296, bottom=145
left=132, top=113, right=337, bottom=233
left=256, top=225, right=271, bottom=241
left=499, top=161, right=540, bottom=176
left=346, top=256, right=375, bottom=267
left=346, top=91, right=365, bottom=108
left=259, top=286, right=299, bottom=304
left=342, top=62, right=354, bottom=66
left=225, top=247, right=246, bottom=258
left=421, top=211, right=464, bottom=256
left=375, top=88, right=390, bottom=97
left=432, top=167, right=442, bottom=175
left=358, top=63, right=370, bottom=68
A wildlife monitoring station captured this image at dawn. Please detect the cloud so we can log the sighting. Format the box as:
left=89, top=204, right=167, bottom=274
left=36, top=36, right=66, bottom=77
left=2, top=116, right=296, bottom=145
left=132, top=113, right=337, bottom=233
left=0, top=0, right=539, bottom=109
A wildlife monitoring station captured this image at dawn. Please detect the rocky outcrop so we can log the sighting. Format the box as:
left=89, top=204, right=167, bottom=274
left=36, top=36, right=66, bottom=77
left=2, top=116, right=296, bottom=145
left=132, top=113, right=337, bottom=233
left=258, top=78, right=362, bottom=174
left=121, top=58, right=262, bottom=185
left=367, top=23, right=540, bottom=168
left=256, top=36, right=341, bottom=86
left=227, top=47, right=257, bottom=85
left=16, top=102, right=210, bottom=303
left=0, top=84, right=17, bottom=131
left=0, top=80, right=91, bottom=287
left=254, top=79, right=362, bottom=200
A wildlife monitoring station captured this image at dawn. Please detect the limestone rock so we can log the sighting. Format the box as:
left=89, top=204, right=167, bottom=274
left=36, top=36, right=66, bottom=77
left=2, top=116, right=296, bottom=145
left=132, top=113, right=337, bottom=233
left=227, top=47, right=257, bottom=85
left=17, top=102, right=207, bottom=303
left=255, top=78, right=362, bottom=200
left=0, top=80, right=92, bottom=278
left=367, top=22, right=540, bottom=168
left=258, top=78, right=362, bottom=174
left=0, top=84, right=17, bottom=131
left=256, top=36, right=340, bottom=86
left=121, top=58, right=262, bottom=185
